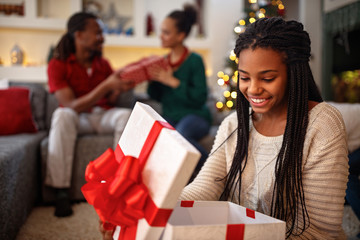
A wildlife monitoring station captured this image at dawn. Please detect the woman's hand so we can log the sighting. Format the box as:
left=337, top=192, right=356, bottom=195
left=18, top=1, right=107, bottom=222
left=149, top=65, right=172, bottom=83
left=148, top=65, right=180, bottom=88
left=99, top=220, right=115, bottom=240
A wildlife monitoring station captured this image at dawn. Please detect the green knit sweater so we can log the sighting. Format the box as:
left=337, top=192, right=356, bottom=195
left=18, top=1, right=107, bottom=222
left=147, top=52, right=212, bottom=124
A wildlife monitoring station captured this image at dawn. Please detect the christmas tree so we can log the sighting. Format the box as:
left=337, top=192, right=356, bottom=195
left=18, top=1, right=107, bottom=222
left=215, top=0, right=286, bottom=112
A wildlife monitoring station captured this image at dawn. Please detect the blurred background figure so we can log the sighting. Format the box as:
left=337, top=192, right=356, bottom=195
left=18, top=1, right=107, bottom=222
left=147, top=4, right=212, bottom=182
left=46, top=12, right=134, bottom=217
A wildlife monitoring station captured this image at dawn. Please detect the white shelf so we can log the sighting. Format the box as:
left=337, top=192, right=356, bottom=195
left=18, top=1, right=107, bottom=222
left=0, top=0, right=80, bottom=30
left=0, top=0, right=211, bottom=48
left=104, top=35, right=160, bottom=48
left=0, top=66, right=47, bottom=83
left=0, top=16, right=66, bottom=30
left=104, top=35, right=211, bottom=49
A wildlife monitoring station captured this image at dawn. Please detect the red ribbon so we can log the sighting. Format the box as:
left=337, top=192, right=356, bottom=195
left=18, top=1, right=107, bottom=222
left=226, top=224, right=245, bottom=240
left=246, top=208, right=255, bottom=219
left=81, top=121, right=175, bottom=239
left=180, top=200, right=194, bottom=208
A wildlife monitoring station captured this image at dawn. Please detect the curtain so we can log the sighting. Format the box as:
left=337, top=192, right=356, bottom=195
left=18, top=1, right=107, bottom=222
left=322, top=1, right=360, bottom=100
left=324, top=1, right=360, bottom=36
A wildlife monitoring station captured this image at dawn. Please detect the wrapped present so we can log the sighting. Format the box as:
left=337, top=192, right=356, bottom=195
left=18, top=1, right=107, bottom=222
left=81, top=102, right=200, bottom=240
left=118, top=55, right=169, bottom=84
left=162, top=201, right=286, bottom=240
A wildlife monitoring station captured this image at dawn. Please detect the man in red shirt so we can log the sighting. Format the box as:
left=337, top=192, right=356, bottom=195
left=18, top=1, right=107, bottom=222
left=46, top=12, right=134, bottom=217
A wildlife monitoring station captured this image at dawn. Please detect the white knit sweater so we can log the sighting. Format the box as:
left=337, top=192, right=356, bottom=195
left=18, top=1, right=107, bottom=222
left=180, top=102, right=349, bottom=239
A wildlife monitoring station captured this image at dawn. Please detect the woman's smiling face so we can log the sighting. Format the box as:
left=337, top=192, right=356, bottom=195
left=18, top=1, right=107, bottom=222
left=238, top=47, right=288, bottom=116
left=160, top=17, right=184, bottom=48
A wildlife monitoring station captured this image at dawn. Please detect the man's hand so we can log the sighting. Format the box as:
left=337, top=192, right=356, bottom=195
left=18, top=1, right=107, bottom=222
left=53, top=72, right=135, bottom=113
left=104, top=72, right=135, bottom=93
left=107, top=90, right=121, bottom=104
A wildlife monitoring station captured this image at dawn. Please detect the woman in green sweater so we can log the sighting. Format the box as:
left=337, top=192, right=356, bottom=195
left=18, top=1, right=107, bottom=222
left=147, top=4, right=212, bottom=180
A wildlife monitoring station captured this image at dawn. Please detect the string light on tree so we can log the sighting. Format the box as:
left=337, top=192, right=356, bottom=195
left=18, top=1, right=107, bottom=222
left=215, top=0, right=285, bottom=112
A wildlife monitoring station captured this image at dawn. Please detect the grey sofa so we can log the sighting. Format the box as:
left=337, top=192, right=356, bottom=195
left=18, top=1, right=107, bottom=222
left=0, top=82, right=49, bottom=240
left=40, top=90, right=136, bottom=202
left=0, top=82, right=135, bottom=239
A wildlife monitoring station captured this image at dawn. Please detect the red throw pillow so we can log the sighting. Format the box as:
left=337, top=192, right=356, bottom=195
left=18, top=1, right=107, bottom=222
left=0, top=87, right=38, bottom=135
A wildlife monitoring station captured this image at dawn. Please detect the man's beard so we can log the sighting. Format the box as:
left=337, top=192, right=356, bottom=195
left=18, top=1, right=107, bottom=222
left=89, top=49, right=102, bottom=60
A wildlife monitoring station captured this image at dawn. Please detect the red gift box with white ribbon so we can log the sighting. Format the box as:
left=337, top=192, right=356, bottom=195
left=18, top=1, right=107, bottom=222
left=118, top=55, right=169, bottom=84
left=81, top=102, right=200, bottom=240
left=162, top=201, right=286, bottom=240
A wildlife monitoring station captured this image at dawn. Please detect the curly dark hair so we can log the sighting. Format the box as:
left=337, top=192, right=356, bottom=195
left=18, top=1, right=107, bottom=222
left=219, top=17, right=323, bottom=238
left=53, top=12, right=98, bottom=60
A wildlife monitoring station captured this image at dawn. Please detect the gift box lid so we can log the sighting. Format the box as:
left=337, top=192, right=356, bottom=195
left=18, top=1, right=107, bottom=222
left=119, top=102, right=201, bottom=208
left=111, top=102, right=201, bottom=240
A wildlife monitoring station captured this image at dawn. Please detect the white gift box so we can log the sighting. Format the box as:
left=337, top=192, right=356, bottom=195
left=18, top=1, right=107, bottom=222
left=112, top=102, right=201, bottom=240
left=161, top=201, right=286, bottom=240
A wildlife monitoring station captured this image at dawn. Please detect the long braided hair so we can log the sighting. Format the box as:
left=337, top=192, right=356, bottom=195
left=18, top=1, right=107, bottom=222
left=53, top=12, right=97, bottom=60
left=219, top=17, right=323, bottom=238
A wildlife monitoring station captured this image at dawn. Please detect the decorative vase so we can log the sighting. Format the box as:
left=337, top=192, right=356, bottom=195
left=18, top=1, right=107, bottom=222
left=10, top=44, right=24, bottom=65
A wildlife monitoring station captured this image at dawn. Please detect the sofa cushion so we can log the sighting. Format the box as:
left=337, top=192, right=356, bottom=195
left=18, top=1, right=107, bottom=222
left=0, top=88, right=37, bottom=135
left=115, top=89, right=136, bottom=109
left=9, top=82, right=47, bottom=131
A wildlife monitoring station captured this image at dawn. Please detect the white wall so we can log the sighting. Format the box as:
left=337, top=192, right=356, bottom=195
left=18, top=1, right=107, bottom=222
left=207, top=0, right=242, bottom=96
left=285, top=0, right=300, bottom=21
left=275, top=0, right=323, bottom=92
left=299, top=0, right=323, bottom=91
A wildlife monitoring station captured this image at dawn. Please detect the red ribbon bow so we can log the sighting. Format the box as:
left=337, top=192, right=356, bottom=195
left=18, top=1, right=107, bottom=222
left=81, top=121, right=174, bottom=239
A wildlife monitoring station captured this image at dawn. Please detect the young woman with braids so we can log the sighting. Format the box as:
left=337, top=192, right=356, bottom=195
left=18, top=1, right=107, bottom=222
left=179, top=17, right=349, bottom=239
left=100, top=17, right=348, bottom=240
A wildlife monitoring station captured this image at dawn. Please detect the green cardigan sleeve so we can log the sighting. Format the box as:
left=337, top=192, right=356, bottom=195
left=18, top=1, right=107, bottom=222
left=146, top=53, right=211, bottom=122
left=172, top=53, right=208, bottom=106
left=147, top=53, right=208, bottom=106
